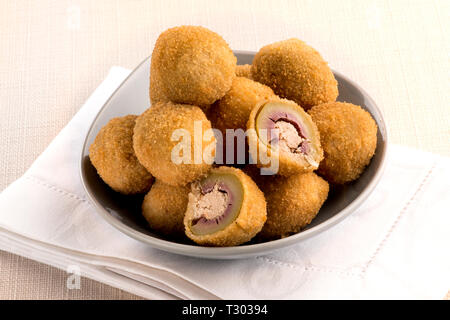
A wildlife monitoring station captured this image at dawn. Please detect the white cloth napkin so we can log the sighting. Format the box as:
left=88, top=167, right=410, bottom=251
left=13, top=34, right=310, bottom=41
left=0, top=67, right=448, bottom=300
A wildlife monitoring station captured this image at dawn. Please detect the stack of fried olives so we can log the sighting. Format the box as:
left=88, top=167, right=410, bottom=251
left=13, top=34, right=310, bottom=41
left=89, top=26, right=377, bottom=246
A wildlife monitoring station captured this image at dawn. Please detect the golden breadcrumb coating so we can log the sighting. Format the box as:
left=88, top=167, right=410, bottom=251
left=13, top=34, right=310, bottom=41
left=133, top=102, right=215, bottom=186
left=149, top=61, right=169, bottom=104
left=150, top=60, right=211, bottom=111
left=308, top=102, right=378, bottom=184
left=247, top=97, right=323, bottom=176
left=251, top=38, right=338, bottom=110
left=142, top=180, right=190, bottom=238
left=259, top=172, right=329, bottom=240
left=184, top=166, right=267, bottom=246
left=235, top=64, right=252, bottom=79
left=89, top=115, right=153, bottom=194
left=209, top=77, right=275, bottom=133
left=151, top=26, right=236, bottom=106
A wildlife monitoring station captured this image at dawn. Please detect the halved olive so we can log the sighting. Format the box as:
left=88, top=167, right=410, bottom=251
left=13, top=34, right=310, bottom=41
left=184, top=166, right=267, bottom=246
left=247, top=98, right=323, bottom=176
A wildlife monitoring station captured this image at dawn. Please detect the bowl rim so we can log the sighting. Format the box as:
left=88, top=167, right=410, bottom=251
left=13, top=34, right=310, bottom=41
left=79, top=51, right=389, bottom=259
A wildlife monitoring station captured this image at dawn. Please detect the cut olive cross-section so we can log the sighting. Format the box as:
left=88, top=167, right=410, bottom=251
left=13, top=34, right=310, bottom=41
left=190, top=173, right=244, bottom=236
left=184, top=166, right=267, bottom=247
left=255, top=102, right=311, bottom=156
left=247, top=98, right=324, bottom=176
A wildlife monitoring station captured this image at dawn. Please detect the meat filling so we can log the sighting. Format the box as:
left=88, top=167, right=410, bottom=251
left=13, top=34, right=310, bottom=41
left=272, top=120, right=309, bottom=155
left=275, top=121, right=305, bottom=153
left=192, top=184, right=229, bottom=222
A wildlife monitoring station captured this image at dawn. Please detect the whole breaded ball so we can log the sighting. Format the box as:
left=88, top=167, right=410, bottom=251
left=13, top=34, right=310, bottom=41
left=308, top=102, right=378, bottom=184
left=251, top=38, right=338, bottom=110
left=133, top=102, right=215, bottom=186
left=259, top=172, right=329, bottom=240
left=89, top=115, right=153, bottom=194
left=235, top=64, right=252, bottom=79
left=151, top=26, right=236, bottom=106
left=209, top=77, right=275, bottom=133
left=142, top=180, right=190, bottom=238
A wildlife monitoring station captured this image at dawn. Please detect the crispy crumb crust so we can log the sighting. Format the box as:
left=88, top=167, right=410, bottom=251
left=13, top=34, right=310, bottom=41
left=89, top=115, right=153, bottom=194
left=308, top=102, right=378, bottom=184
left=133, top=102, right=215, bottom=186
left=251, top=38, right=338, bottom=110
left=246, top=97, right=323, bottom=176
left=208, top=76, right=275, bottom=133
left=149, top=60, right=169, bottom=104
left=151, top=26, right=236, bottom=106
left=259, top=172, right=329, bottom=240
left=235, top=64, right=252, bottom=79
left=142, top=180, right=190, bottom=238
left=150, top=60, right=211, bottom=112
left=184, top=166, right=267, bottom=246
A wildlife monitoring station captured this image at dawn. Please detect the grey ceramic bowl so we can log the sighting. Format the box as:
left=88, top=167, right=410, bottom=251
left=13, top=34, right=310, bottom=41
left=80, top=51, right=388, bottom=259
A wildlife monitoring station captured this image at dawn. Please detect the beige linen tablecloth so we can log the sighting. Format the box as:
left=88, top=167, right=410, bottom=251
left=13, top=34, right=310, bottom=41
left=0, top=0, right=449, bottom=299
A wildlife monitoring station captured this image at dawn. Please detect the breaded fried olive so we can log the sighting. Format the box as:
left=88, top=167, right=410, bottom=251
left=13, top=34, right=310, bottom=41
left=133, top=102, right=215, bottom=186
left=151, top=26, right=236, bottom=106
left=308, top=102, right=378, bottom=184
left=89, top=115, right=153, bottom=194
left=259, top=172, right=329, bottom=240
left=184, top=166, right=267, bottom=246
left=142, top=180, right=190, bottom=238
left=251, top=38, right=338, bottom=110
left=247, top=98, right=323, bottom=176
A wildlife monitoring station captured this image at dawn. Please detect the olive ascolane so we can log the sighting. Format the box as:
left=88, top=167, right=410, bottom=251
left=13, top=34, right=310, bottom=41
left=184, top=166, right=267, bottom=247
left=189, top=172, right=244, bottom=236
